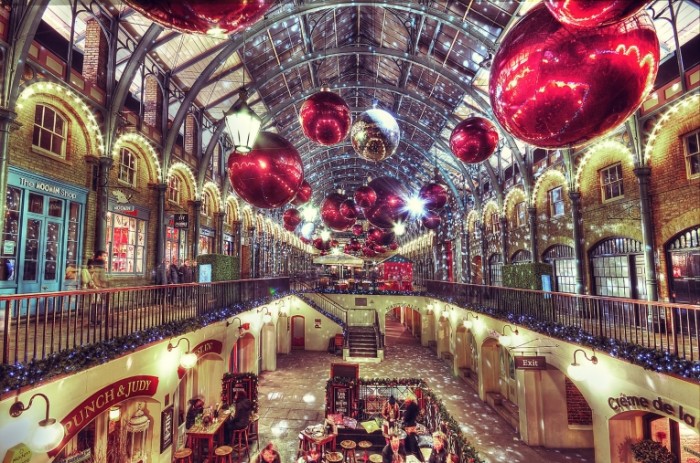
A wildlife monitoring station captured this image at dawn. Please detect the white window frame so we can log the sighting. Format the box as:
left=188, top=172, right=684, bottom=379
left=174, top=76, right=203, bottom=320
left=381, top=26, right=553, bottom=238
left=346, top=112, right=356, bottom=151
left=32, top=104, right=67, bottom=158
left=491, top=212, right=500, bottom=235
left=684, top=130, right=700, bottom=179
left=168, top=176, right=181, bottom=204
left=600, top=163, right=624, bottom=202
left=118, top=148, right=137, bottom=186
left=515, top=201, right=527, bottom=228
left=548, top=186, right=565, bottom=218
left=201, top=193, right=210, bottom=216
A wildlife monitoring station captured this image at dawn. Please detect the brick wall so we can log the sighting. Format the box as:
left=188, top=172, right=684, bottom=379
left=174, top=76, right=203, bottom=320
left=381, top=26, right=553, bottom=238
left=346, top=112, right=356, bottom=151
left=185, top=114, right=196, bottom=156
left=565, top=378, right=593, bottom=426
left=83, top=18, right=108, bottom=90
left=143, top=74, right=162, bottom=130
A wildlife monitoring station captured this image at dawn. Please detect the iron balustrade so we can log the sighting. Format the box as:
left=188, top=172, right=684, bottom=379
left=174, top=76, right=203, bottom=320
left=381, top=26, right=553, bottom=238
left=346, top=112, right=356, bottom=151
left=425, top=280, right=700, bottom=362
left=0, top=277, right=289, bottom=365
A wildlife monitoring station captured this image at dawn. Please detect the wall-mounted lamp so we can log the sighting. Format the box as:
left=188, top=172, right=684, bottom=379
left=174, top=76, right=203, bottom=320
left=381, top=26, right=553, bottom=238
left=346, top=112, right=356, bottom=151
left=498, top=324, right=519, bottom=347
left=279, top=301, right=289, bottom=317
left=109, top=406, right=121, bottom=422
left=441, top=307, right=450, bottom=320
left=9, top=393, right=65, bottom=453
left=258, top=306, right=272, bottom=324
left=462, top=312, right=479, bottom=329
left=167, top=337, right=198, bottom=369
left=568, top=349, right=598, bottom=382
left=426, top=304, right=434, bottom=314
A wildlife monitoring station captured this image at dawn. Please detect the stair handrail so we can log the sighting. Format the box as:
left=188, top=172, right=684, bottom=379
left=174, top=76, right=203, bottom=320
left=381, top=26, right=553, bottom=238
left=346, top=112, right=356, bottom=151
left=300, top=291, right=348, bottom=326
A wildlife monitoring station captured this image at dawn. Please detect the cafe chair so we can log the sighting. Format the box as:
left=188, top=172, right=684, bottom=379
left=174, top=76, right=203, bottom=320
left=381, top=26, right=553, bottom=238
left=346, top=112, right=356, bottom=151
left=173, top=448, right=193, bottom=463
left=215, top=446, right=234, bottom=463
left=340, top=440, right=357, bottom=463
left=357, top=441, right=372, bottom=463
left=230, top=428, right=250, bottom=463
left=248, top=413, right=260, bottom=452
left=325, top=452, right=343, bottom=463
left=369, top=455, right=383, bottom=463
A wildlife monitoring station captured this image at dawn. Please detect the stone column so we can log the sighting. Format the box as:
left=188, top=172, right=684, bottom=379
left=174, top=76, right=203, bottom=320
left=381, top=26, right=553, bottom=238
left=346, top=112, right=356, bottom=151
left=478, top=222, right=487, bottom=285
left=528, top=206, right=539, bottom=263
left=500, top=216, right=509, bottom=264
left=634, top=167, right=659, bottom=301
left=154, top=183, right=167, bottom=266
left=191, top=200, right=202, bottom=258
left=95, top=157, right=113, bottom=255
left=568, top=192, right=585, bottom=294
left=461, top=219, right=470, bottom=283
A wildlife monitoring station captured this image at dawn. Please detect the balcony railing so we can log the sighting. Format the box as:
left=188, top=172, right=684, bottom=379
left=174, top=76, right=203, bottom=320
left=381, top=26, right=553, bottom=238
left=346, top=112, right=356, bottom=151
left=426, top=280, right=700, bottom=362
left=0, top=277, right=289, bottom=366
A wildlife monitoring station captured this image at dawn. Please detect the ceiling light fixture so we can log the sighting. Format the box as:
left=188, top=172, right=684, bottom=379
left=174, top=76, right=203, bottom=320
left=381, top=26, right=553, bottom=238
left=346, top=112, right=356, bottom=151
left=225, top=87, right=262, bottom=154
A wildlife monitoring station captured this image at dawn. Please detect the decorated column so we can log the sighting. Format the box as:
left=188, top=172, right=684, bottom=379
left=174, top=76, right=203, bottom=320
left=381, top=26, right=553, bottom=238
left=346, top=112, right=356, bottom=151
left=568, top=192, right=585, bottom=294
left=192, top=199, right=202, bottom=258
left=528, top=206, right=539, bottom=263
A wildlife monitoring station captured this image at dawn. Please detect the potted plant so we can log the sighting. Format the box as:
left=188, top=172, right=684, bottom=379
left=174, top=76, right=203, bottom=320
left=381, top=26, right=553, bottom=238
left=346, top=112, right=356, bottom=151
left=630, top=439, right=675, bottom=463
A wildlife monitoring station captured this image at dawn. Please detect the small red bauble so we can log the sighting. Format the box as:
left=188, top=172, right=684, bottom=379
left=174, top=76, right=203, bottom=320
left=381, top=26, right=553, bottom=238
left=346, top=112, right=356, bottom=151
left=352, top=224, right=364, bottom=236
left=123, top=0, right=271, bottom=35
left=544, top=0, right=650, bottom=28
left=314, top=238, right=330, bottom=251
left=364, top=177, right=409, bottom=230
left=422, top=211, right=441, bottom=229
left=355, top=186, right=377, bottom=209
left=321, top=193, right=355, bottom=232
left=488, top=4, right=659, bottom=148
left=450, top=117, right=499, bottom=164
left=283, top=208, right=302, bottom=231
left=419, top=182, right=449, bottom=211
left=389, top=242, right=399, bottom=251
left=300, top=90, right=351, bottom=146
left=227, top=132, right=304, bottom=209
left=367, top=228, right=383, bottom=243
left=292, top=180, right=312, bottom=206
left=339, top=199, right=358, bottom=220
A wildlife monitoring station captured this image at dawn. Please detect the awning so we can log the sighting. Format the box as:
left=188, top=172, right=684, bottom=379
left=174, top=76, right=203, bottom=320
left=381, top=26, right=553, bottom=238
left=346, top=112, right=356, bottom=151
left=313, top=253, right=365, bottom=267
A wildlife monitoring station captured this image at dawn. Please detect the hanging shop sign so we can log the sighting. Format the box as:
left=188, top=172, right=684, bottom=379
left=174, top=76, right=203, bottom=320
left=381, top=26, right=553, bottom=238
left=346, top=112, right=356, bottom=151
left=48, top=375, right=159, bottom=456
left=607, top=394, right=699, bottom=429
left=108, top=200, right=150, bottom=220
left=514, top=356, right=547, bottom=370
left=200, top=227, right=216, bottom=237
left=174, top=214, right=189, bottom=228
left=192, top=339, right=223, bottom=357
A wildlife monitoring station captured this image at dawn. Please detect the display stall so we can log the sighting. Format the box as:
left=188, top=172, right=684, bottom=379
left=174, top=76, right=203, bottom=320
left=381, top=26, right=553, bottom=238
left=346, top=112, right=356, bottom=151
left=377, top=254, right=413, bottom=291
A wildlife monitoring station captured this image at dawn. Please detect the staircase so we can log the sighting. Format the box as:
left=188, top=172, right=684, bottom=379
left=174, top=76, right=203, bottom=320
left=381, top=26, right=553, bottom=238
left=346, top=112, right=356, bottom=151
left=348, top=326, right=379, bottom=359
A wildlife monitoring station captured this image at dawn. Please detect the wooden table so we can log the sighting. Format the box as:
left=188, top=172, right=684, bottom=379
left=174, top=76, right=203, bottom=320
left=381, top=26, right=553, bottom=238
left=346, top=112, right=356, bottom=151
left=187, top=415, right=228, bottom=462
left=300, top=428, right=337, bottom=455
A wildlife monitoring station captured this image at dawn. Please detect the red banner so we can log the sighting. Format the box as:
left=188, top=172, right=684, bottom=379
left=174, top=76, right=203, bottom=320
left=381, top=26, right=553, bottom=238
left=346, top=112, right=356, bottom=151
left=48, top=375, right=159, bottom=456
left=177, top=339, right=224, bottom=378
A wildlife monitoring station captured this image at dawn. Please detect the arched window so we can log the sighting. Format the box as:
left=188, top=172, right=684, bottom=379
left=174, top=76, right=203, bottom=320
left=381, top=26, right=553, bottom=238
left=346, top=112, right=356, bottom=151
left=511, top=249, right=531, bottom=264
left=168, top=176, right=181, bottom=204
left=488, top=253, right=503, bottom=286
left=590, top=237, right=645, bottom=299
left=543, top=244, right=575, bottom=293
left=118, top=148, right=137, bottom=186
left=201, top=193, right=210, bottom=216
left=666, top=224, right=700, bottom=304
left=32, top=104, right=67, bottom=158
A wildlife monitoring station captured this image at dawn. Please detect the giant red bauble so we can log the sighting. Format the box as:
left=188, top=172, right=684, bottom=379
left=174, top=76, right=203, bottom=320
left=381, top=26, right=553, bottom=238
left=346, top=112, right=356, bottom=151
left=450, top=117, right=499, bottom=164
left=300, top=90, right=351, bottom=145
left=544, top=0, right=650, bottom=28
left=364, top=177, right=409, bottom=230
left=422, top=211, right=441, bottom=230
left=123, top=0, right=271, bottom=35
left=419, top=182, right=449, bottom=211
left=488, top=5, right=659, bottom=148
left=283, top=208, right=302, bottom=231
left=321, top=193, right=356, bottom=231
left=227, top=132, right=304, bottom=209
left=355, top=186, right=378, bottom=209
left=292, top=180, right=312, bottom=206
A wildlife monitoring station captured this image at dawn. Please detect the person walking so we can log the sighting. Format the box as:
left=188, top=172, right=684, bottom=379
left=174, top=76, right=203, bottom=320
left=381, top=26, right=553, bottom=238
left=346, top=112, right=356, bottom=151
left=154, top=259, right=170, bottom=305
left=90, top=252, right=109, bottom=325
left=179, top=259, right=194, bottom=283
left=168, top=258, right=180, bottom=303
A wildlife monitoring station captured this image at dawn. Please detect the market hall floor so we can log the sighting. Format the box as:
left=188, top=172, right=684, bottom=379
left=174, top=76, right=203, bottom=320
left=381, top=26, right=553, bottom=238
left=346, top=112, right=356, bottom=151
left=255, top=317, right=595, bottom=463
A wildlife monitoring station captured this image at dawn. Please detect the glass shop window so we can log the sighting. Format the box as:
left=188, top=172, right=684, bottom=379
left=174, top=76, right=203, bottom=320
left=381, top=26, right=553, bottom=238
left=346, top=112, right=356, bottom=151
left=168, top=176, right=181, bottom=204
left=118, top=148, right=138, bottom=186
left=548, top=186, right=565, bottom=217
left=600, top=163, right=624, bottom=202
left=32, top=104, right=67, bottom=158
left=684, top=130, right=700, bottom=179
left=106, top=212, right=146, bottom=274
left=0, top=187, right=21, bottom=281
left=515, top=201, right=527, bottom=228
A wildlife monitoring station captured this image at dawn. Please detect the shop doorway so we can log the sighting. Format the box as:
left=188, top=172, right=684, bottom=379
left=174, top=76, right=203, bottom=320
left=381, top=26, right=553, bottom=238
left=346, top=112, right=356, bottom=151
left=291, top=315, right=305, bottom=349
left=236, top=333, right=256, bottom=372
left=666, top=225, right=700, bottom=305
left=472, top=256, right=482, bottom=285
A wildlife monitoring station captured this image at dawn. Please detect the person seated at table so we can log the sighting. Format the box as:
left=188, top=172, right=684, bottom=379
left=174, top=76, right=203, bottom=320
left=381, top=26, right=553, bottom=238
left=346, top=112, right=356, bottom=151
left=428, top=432, right=448, bottom=463
left=382, top=433, right=406, bottom=463
left=225, top=390, right=253, bottom=443
left=382, top=395, right=400, bottom=424
left=402, top=399, right=420, bottom=428
left=185, top=397, right=205, bottom=429
left=254, top=442, right=282, bottom=463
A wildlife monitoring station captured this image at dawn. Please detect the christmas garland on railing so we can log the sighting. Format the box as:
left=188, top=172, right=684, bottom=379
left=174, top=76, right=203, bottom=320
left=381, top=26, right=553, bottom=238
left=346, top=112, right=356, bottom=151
left=325, top=377, right=483, bottom=463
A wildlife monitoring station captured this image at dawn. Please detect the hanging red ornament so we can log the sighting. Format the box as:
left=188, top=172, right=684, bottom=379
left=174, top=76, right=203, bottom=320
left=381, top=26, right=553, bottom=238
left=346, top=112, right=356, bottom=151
left=364, top=177, right=409, bottom=230
left=314, top=238, right=330, bottom=251
left=283, top=208, right=302, bottom=231
left=227, top=132, right=304, bottom=209
left=299, top=90, right=351, bottom=146
left=321, top=193, right=356, bottom=231
left=450, top=117, right=499, bottom=164
left=389, top=242, right=399, bottom=251
left=352, top=223, right=364, bottom=236
left=362, top=247, right=377, bottom=257
left=367, top=228, right=383, bottom=243
left=544, top=0, right=650, bottom=28
left=122, top=0, right=271, bottom=35
left=292, top=180, right=312, bottom=206
left=488, top=5, right=659, bottom=149
left=339, top=199, right=358, bottom=220
left=351, top=109, right=401, bottom=162
left=373, top=245, right=386, bottom=254
left=419, top=182, right=449, bottom=211
left=422, top=211, right=441, bottom=229
left=355, top=186, right=377, bottom=209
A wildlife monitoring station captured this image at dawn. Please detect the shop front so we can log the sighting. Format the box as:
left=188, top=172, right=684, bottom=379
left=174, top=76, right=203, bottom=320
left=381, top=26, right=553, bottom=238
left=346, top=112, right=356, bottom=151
left=106, top=201, right=149, bottom=276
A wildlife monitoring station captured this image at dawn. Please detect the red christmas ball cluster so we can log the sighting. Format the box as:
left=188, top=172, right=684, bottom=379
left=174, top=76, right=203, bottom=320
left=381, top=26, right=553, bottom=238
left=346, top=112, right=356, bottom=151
left=283, top=208, right=302, bottom=232
left=300, top=90, right=351, bottom=146
left=321, top=193, right=356, bottom=232
left=123, top=0, right=271, bottom=35
left=364, top=177, right=409, bottom=230
left=227, top=132, right=304, bottom=209
left=488, top=4, right=659, bottom=148
left=292, top=180, right=312, bottom=206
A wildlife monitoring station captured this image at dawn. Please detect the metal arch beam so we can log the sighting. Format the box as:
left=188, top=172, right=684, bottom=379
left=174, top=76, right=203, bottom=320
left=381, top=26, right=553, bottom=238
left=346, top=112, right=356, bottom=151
left=306, top=163, right=425, bottom=193
left=160, top=40, right=240, bottom=181
left=197, top=119, right=228, bottom=195
left=115, top=30, right=178, bottom=66
left=170, top=41, right=230, bottom=76
left=105, top=23, right=163, bottom=154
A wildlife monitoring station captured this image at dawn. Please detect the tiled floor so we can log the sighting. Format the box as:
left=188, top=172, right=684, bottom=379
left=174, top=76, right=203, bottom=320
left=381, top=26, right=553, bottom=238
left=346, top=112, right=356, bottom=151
left=255, top=316, right=595, bottom=463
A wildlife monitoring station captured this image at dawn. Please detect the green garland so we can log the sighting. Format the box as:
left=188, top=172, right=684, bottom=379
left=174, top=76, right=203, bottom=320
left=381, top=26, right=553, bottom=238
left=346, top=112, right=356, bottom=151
left=221, top=372, right=260, bottom=412
left=325, top=377, right=483, bottom=463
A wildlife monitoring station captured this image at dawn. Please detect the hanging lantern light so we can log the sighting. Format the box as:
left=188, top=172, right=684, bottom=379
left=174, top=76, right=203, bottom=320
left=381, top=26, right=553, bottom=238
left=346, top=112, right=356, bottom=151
left=225, top=88, right=262, bottom=154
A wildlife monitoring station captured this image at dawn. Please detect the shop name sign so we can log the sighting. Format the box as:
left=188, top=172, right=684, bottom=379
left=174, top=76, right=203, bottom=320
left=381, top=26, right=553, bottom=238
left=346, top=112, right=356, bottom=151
left=19, top=177, right=77, bottom=200
left=608, top=394, right=699, bottom=429
left=48, top=375, right=159, bottom=456
left=514, top=356, right=547, bottom=370
left=174, top=214, right=188, bottom=228
left=192, top=339, right=222, bottom=357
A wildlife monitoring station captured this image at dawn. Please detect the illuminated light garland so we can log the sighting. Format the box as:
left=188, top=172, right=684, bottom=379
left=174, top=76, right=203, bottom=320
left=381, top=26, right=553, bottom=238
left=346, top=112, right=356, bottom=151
left=643, top=93, right=700, bottom=164
left=531, top=168, right=567, bottom=205
left=503, top=187, right=526, bottom=217
left=168, top=162, right=198, bottom=199
left=113, top=133, right=162, bottom=180
left=465, top=210, right=479, bottom=232
left=18, top=81, right=104, bottom=155
left=574, top=140, right=634, bottom=189
left=202, top=181, right=222, bottom=211
left=480, top=199, right=499, bottom=225
left=225, top=195, right=240, bottom=222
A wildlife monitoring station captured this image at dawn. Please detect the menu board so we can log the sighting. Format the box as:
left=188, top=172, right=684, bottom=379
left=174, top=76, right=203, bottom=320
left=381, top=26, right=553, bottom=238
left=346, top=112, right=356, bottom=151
left=160, top=406, right=174, bottom=452
left=330, top=385, right=353, bottom=416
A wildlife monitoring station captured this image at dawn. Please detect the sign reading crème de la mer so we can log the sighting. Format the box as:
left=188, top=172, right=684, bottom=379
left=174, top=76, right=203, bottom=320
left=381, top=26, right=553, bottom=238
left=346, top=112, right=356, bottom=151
left=48, top=375, right=159, bottom=456
left=608, top=394, right=699, bottom=429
